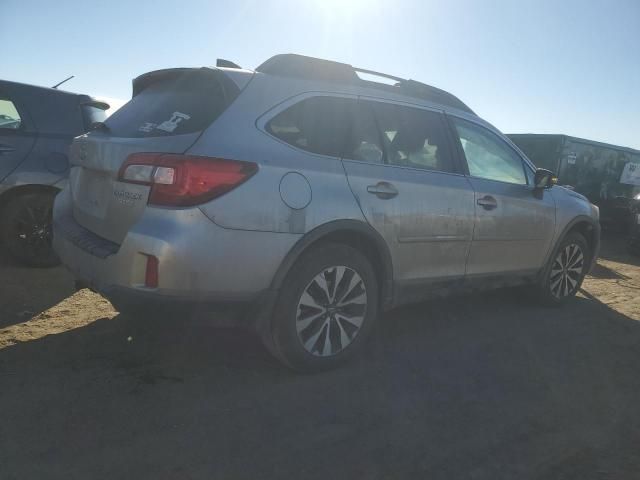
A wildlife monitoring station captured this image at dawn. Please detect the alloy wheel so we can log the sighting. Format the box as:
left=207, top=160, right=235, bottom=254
left=295, top=265, right=367, bottom=357
left=9, top=202, right=53, bottom=258
left=549, top=243, right=584, bottom=298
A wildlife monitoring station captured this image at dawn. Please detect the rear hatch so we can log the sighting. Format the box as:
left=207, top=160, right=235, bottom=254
left=69, top=68, right=241, bottom=244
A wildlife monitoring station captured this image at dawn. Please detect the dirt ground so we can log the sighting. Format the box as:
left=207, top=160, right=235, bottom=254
left=1, top=232, right=640, bottom=479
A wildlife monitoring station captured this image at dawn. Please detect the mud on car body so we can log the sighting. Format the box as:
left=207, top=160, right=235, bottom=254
left=53, top=54, right=600, bottom=371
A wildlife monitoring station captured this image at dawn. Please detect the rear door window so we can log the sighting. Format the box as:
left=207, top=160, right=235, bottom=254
left=105, top=69, right=239, bottom=138
left=267, top=96, right=355, bottom=157
left=0, top=96, right=21, bottom=130
left=345, top=100, right=455, bottom=173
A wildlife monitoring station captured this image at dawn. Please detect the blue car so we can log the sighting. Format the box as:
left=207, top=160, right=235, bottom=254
left=0, top=80, right=108, bottom=266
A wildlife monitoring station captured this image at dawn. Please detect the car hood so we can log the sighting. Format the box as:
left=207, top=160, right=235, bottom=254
left=557, top=185, right=589, bottom=203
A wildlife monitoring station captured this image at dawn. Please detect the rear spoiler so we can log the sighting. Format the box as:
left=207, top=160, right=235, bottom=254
left=132, top=67, right=231, bottom=97
left=131, top=67, right=243, bottom=102
left=77, top=94, right=110, bottom=110
left=82, top=100, right=110, bottom=110
left=132, top=68, right=192, bottom=97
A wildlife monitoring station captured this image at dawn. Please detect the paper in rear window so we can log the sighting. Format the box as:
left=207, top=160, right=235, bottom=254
left=105, top=69, right=239, bottom=138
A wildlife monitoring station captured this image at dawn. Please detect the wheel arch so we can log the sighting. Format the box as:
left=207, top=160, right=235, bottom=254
left=0, top=184, right=60, bottom=215
left=543, top=215, right=600, bottom=276
left=269, top=220, right=395, bottom=310
left=566, top=218, right=599, bottom=256
left=253, top=219, right=394, bottom=336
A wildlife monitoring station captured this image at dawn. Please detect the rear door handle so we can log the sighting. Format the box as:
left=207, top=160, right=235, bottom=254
left=0, top=144, right=16, bottom=154
left=367, top=182, right=398, bottom=199
left=477, top=195, right=498, bottom=210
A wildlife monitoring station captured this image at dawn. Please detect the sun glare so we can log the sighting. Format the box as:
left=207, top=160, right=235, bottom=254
left=313, top=0, right=374, bottom=16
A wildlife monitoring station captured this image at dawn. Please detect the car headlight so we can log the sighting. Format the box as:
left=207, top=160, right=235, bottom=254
left=634, top=193, right=640, bottom=201
left=591, top=203, right=600, bottom=220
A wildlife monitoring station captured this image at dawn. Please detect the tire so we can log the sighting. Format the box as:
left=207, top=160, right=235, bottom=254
left=265, top=243, right=379, bottom=372
left=1, top=191, right=60, bottom=268
left=538, top=232, right=590, bottom=306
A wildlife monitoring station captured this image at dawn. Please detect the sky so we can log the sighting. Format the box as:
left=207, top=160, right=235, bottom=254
left=2, top=0, right=639, bottom=148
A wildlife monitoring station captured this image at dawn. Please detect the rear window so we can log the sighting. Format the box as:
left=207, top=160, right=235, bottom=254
left=105, top=69, right=239, bottom=138
left=81, top=104, right=108, bottom=132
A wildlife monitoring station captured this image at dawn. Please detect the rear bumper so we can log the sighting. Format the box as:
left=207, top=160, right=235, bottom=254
left=102, top=284, right=260, bottom=326
left=52, top=188, right=300, bottom=323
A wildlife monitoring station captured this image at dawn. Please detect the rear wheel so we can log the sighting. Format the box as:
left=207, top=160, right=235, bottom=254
left=1, top=191, right=60, bottom=267
left=538, top=232, right=589, bottom=305
left=265, top=243, right=378, bottom=372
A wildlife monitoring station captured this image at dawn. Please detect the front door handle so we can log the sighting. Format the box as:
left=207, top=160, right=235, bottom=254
left=477, top=195, right=498, bottom=210
left=0, top=144, right=16, bottom=154
left=367, top=181, right=398, bottom=199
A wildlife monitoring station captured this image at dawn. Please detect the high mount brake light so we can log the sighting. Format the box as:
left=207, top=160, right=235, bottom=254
left=117, top=154, right=258, bottom=207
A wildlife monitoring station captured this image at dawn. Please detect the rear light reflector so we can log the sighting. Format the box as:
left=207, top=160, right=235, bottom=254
left=117, top=153, right=258, bottom=207
left=144, top=255, right=159, bottom=288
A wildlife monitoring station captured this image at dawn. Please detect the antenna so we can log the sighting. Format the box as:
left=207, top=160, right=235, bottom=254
left=52, top=75, right=75, bottom=89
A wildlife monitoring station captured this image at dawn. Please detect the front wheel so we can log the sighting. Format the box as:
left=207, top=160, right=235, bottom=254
left=538, top=232, right=590, bottom=305
left=265, top=243, right=379, bottom=372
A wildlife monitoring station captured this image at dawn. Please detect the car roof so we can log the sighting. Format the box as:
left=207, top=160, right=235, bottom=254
left=133, top=55, right=476, bottom=118
left=0, top=79, right=95, bottom=100
left=254, top=53, right=476, bottom=115
left=0, top=79, right=107, bottom=135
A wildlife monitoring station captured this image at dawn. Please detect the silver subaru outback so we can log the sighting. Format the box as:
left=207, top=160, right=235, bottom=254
left=53, top=54, right=600, bottom=371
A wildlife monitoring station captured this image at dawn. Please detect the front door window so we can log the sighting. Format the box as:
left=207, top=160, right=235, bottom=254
left=452, top=117, right=527, bottom=185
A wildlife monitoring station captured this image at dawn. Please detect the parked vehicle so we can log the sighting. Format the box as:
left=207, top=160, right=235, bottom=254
left=508, top=134, right=640, bottom=231
left=629, top=194, right=640, bottom=255
left=53, top=54, right=600, bottom=371
left=0, top=80, right=108, bottom=266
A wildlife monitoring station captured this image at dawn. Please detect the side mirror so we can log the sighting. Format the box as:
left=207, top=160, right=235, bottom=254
left=534, top=168, right=556, bottom=189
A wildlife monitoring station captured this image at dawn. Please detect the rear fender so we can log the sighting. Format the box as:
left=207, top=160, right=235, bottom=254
left=252, top=219, right=394, bottom=334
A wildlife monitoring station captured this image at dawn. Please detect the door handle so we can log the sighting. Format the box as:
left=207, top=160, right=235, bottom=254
left=367, top=181, right=398, bottom=199
left=0, top=144, right=16, bottom=154
left=477, top=195, right=498, bottom=210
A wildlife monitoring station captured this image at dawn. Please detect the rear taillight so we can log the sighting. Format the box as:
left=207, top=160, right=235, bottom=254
left=117, top=153, right=258, bottom=207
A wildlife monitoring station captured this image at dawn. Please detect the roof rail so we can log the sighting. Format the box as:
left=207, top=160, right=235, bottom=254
left=256, top=54, right=358, bottom=83
left=353, top=67, right=404, bottom=84
left=255, top=54, right=475, bottom=115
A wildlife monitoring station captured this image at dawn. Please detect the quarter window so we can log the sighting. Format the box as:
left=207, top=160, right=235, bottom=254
left=267, top=96, right=355, bottom=157
left=0, top=97, right=21, bottom=130
left=452, top=117, right=527, bottom=185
